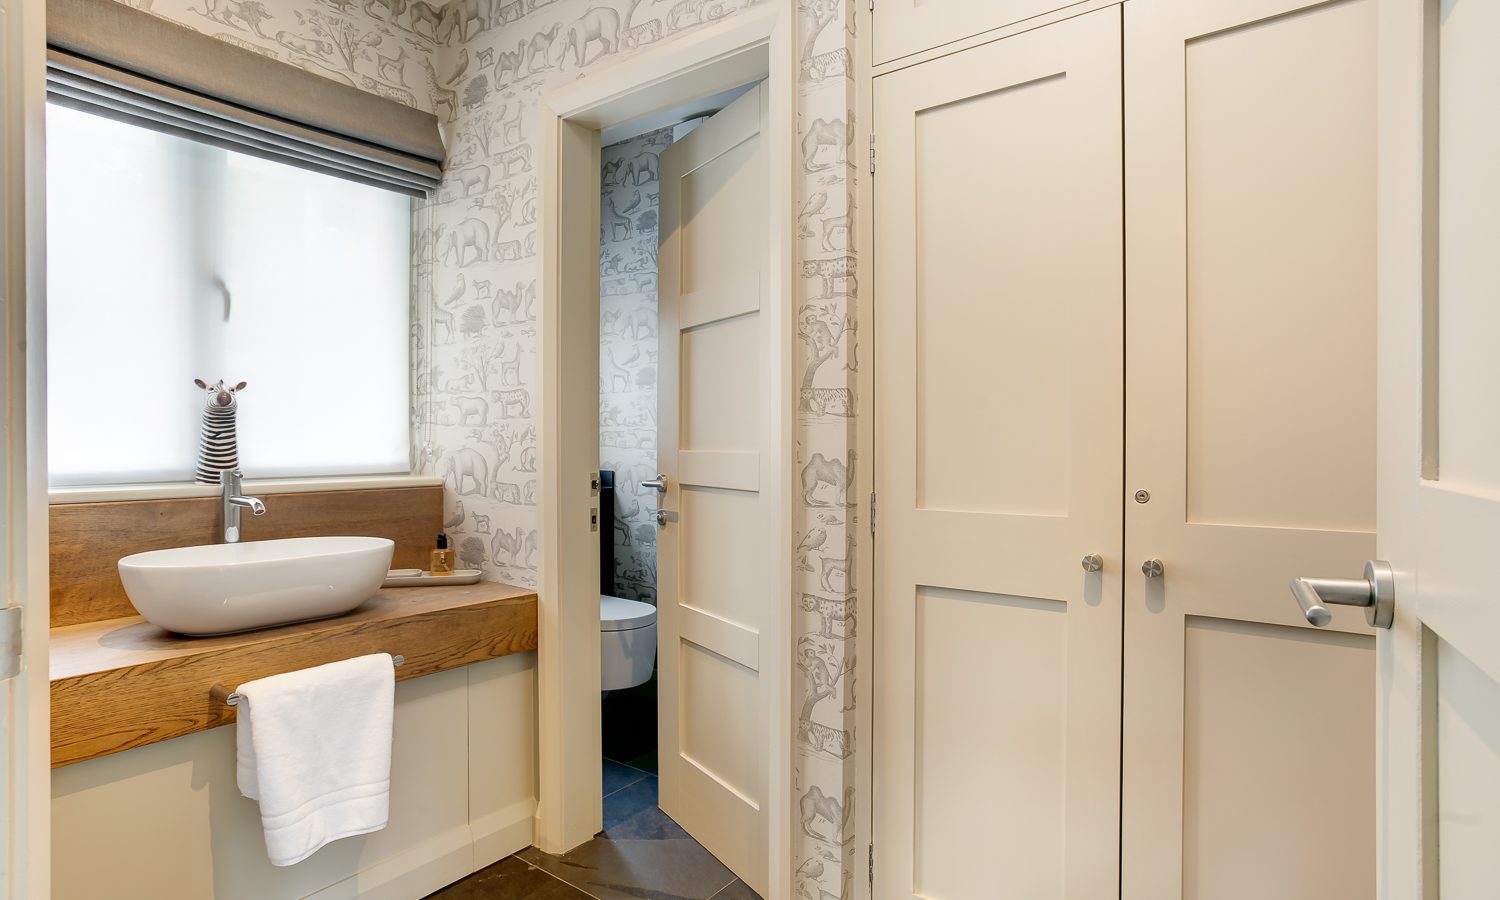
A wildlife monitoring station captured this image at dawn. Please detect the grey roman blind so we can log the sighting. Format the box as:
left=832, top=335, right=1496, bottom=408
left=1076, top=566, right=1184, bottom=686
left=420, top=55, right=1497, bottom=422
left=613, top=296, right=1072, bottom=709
left=45, top=0, right=444, bottom=196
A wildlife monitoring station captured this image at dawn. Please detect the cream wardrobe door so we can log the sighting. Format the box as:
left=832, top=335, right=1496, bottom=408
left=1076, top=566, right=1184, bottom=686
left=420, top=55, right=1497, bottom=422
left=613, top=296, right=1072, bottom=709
left=872, top=9, right=1122, bottom=898
left=655, top=82, right=770, bottom=897
left=1122, top=0, right=1378, bottom=897
left=870, top=0, right=1092, bottom=66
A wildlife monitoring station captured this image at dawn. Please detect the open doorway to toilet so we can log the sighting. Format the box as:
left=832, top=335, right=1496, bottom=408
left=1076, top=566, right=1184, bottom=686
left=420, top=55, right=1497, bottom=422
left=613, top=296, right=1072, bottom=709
left=535, top=8, right=796, bottom=897
left=587, top=79, right=773, bottom=896
left=596, top=82, right=756, bottom=788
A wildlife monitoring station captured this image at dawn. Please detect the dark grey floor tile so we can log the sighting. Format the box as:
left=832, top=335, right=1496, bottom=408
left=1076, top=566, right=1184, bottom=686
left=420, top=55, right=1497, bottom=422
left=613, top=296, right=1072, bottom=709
left=603, top=758, right=648, bottom=798
left=709, top=880, right=762, bottom=900
left=519, top=837, right=737, bottom=900
left=601, top=775, right=669, bottom=833
left=606, top=801, right=693, bottom=842
left=424, top=855, right=594, bottom=899
left=626, top=751, right=659, bottom=774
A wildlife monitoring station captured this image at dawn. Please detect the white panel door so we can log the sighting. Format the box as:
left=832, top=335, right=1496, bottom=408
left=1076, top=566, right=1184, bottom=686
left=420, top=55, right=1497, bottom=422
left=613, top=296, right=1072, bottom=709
left=871, top=10, right=1122, bottom=898
left=656, top=81, right=770, bottom=897
left=871, top=0, right=1091, bottom=66
left=1377, top=0, right=1500, bottom=897
left=1123, top=0, right=1378, bottom=897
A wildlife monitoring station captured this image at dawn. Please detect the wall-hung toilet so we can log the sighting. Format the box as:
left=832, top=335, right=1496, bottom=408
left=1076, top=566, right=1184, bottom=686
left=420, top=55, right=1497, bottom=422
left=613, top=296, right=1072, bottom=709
left=601, top=594, right=657, bottom=691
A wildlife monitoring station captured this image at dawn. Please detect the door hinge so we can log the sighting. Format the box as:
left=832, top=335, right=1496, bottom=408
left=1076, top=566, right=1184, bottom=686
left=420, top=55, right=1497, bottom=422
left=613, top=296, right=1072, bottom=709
left=868, top=843, right=875, bottom=887
left=868, top=0, right=874, bottom=11
left=869, top=491, right=877, bottom=537
left=0, top=606, right=21, bottom=680
left=868, top=135, right=876, bottom=175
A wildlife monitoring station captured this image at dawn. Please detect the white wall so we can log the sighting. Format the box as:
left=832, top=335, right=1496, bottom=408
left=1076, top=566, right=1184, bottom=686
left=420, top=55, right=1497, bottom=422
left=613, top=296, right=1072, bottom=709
left=50, top=654, right=537, bottom=900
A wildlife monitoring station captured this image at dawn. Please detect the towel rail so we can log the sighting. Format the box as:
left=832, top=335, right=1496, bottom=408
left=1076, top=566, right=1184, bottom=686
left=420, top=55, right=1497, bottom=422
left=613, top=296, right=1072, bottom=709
left=210, top=654, right=405, bottom=707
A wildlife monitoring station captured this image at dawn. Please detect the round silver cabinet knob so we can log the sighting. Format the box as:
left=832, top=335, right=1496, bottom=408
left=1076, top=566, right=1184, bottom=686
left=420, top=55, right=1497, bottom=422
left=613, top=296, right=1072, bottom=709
left=1081, top=554, right=1103, bottom=573
left=1141, top=558, right=1164, bottom=579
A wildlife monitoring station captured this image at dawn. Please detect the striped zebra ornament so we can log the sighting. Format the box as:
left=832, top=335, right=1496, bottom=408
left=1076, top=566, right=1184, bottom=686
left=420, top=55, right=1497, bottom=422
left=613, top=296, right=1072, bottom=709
left=193, top=378, right=248, bottom=484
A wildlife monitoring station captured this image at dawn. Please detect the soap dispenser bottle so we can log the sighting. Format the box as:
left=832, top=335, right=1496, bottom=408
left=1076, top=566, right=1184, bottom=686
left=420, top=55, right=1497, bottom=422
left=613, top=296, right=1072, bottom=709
left=431, top=533, right=454, bottom=576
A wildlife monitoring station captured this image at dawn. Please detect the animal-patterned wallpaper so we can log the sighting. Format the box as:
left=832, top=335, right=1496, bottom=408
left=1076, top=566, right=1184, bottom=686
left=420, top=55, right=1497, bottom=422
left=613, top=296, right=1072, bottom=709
left=116, top=0, right=439, bottom=112
left=793, top=1, right=858, bottom=897
left=599, top=126, right=671, bottom=605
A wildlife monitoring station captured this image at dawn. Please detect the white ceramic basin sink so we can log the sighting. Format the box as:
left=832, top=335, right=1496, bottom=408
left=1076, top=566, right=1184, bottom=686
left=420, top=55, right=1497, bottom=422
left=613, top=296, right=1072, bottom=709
left=118, top=536, right=394, bottom=636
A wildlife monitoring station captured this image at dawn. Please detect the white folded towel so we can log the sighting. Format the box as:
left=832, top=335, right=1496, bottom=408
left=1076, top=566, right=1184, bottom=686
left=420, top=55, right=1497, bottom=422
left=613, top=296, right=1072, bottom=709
left=235, top=653, right=396, bottom=867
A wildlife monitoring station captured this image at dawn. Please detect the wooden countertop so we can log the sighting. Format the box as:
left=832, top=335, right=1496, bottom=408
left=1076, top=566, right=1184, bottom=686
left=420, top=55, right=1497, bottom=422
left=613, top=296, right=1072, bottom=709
left=50, top=581, right=538, bottom=768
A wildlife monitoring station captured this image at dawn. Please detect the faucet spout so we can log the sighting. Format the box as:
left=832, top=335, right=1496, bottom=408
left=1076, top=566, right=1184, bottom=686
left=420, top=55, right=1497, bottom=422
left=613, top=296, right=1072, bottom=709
left=220, top=468, right=266, bottom=543
left=232, top=496, right=267, bottom=516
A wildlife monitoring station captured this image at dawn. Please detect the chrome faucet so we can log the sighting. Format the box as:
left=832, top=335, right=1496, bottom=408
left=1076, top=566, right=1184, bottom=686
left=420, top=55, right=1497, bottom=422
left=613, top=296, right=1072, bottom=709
left=221, top=468, right=265, bottom=543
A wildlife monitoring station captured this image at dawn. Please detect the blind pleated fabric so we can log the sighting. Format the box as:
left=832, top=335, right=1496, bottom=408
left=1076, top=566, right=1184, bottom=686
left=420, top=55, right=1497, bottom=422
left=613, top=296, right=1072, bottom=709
left=46, top=0, right=444, bottom=196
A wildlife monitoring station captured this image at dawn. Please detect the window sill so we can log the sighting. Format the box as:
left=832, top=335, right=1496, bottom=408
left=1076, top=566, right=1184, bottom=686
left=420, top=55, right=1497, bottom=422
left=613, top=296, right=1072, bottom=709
left=48, top=473, right=443, bottom=505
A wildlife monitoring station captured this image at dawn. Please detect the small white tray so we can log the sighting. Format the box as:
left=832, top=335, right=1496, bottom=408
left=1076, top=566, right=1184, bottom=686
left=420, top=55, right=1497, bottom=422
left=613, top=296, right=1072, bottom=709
left=382, top=568, right=483, bottom=588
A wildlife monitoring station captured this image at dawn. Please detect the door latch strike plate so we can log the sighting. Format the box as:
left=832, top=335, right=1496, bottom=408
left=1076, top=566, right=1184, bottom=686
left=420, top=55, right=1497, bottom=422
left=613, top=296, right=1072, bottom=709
left=0, top=606, right=22, bottom=680
left=590, top=508, right=599, bottom=533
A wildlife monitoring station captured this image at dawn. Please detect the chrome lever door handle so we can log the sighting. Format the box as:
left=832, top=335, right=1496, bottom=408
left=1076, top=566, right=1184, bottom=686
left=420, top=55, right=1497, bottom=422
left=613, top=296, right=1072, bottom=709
left=641, top=474, right=667, bottom=493
left=1289, top=560, right=1394, bottom=629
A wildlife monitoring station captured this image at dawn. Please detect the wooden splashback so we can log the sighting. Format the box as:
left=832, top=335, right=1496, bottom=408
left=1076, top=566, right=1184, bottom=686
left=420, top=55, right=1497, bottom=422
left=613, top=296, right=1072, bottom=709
left=49, top=485, right=443, bottom=627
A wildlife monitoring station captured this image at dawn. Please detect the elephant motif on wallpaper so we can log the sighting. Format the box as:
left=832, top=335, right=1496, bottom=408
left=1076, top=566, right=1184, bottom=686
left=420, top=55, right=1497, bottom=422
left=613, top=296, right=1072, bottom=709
left=621, top=150, right=659, bottom=186
left=559, top=7, right=620, bottom=69
left=440, top=218, right=492, bottom=266
left=443, top=448, right=490, bottom=496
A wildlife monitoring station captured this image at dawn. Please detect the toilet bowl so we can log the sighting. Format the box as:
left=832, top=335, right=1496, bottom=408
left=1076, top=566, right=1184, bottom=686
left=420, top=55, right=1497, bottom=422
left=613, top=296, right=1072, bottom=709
left=601, top=594, right=657, bottom=691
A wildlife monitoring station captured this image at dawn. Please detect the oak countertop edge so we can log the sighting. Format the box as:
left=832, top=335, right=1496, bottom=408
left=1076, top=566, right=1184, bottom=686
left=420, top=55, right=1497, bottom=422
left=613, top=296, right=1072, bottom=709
left=49, top=581, right=539, bottom=768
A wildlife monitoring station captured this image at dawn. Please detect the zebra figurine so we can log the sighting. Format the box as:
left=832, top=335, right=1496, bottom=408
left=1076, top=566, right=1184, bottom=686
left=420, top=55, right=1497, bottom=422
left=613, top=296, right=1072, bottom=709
left=194, top=378, right=247, bottom=485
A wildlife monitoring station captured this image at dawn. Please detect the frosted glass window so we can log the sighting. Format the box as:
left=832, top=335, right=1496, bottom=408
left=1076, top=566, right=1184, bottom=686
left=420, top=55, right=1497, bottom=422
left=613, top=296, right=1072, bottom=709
left=46, top=103, right=411, bottom=485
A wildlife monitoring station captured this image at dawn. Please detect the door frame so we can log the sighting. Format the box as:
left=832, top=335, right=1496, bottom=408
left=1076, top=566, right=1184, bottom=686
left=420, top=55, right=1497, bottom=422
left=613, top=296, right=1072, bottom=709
left=1, top=0, right=51, bottom=894
left=533, top=5, right=798, bottom=897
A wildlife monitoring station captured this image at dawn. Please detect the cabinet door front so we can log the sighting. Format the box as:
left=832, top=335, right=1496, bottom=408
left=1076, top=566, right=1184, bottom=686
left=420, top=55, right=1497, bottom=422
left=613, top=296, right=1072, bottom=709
left=1123, top=0, right=1379, bottom=897
left=872, top=9, right=1123, bottom=898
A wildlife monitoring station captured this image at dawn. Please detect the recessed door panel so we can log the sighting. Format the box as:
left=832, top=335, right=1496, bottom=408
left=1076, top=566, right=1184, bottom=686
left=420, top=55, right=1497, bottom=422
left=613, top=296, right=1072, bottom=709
left=913, top=587, right=1067, bottom=899
left=1181, top=618, right=1374, bottom=900
left=913, top=77, right=1072, bottom=517
left=1435, top=638, right=1500, bottom=892
left=1181, top=0, right=1376, bottom=532
left=681, top=312, right=759, bottom=453
left=679, top=485, right=761, bottom=630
